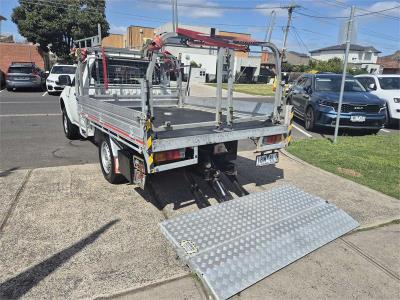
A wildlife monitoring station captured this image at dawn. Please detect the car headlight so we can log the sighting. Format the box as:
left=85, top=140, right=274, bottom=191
left=394, top=98, right=400, bottom=103
left=318, top=99, right=337, bottom=110
left=47, top=79, right=55, bottom=84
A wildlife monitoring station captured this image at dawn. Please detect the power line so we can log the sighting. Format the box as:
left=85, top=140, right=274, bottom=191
left=294, top=5, right=400, bottom=19
left=133, top=0, right=294, bottom=10
left=298, top=6, right=400, bottom=42
left=292, top=27, right=309, bottom=52
left=319, top=0, right=400, bottom=21
left=19, top=0, right=287, bottom=30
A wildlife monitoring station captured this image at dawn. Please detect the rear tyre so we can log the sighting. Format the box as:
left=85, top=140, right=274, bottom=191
left=304, top=106, right=316, bottom=131
left=62, top=108, right=80, bottom=140
left=98, top=137, right=126, bottom=184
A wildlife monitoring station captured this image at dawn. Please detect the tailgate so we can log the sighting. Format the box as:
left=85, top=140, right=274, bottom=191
left=160, top=185, right=358, bottom=300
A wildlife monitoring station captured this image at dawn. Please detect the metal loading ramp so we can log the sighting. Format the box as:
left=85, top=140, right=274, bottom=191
left=160, top=185, right=358, bottom=300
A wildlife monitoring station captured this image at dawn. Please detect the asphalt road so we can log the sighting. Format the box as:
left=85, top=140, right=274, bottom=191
left=0, top=89, right=98, bottom=171
left=0, top=89, right=398, bottom=171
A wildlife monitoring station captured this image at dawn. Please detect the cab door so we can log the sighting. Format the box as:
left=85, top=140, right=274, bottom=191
left=298, top=77, right=312, bottom=114
left=291, top=77, right=306, bottom=115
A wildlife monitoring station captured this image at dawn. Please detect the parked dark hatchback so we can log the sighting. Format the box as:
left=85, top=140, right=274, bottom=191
left=286, top=73, right=386, bottom=133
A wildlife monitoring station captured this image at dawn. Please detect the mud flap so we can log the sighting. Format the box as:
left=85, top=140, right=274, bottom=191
left=160, top=185, right=358, bottom=300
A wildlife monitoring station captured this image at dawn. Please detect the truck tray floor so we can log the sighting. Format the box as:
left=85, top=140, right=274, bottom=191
left=160, top=185, right=358, bottom=300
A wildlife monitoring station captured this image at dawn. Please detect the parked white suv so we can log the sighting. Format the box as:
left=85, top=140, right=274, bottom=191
left=46, top=64, right=76, bottom=95
left=356, top=74, right=400, bottom=124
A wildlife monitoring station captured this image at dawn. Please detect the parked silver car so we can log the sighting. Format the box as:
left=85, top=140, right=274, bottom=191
left=6, top=62, right=46, bottom=91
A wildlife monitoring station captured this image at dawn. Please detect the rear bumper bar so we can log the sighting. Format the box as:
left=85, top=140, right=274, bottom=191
left=152, top=125, right=288, bottom=152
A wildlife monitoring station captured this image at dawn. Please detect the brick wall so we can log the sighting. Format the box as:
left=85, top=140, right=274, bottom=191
left=0, top=43, right=46, bottom=75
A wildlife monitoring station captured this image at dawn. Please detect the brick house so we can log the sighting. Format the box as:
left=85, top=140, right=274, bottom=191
left=377, top=51, right=400, bottom=74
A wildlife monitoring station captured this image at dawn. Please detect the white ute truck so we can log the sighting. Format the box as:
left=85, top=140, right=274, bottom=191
left=59, top=27, right=358, bottom=300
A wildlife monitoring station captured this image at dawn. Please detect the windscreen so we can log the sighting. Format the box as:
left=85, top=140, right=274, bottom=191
left=8, top=67, right=33, bottom=74
left=315, top=76, right=366, bottom=92
left=51, top=66, right=76, bottom=74
left=378, top=77, right=400, bottom=90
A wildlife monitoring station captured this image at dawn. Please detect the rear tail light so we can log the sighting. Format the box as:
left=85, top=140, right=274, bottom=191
left=154, top=148, right=185, bottom=163
left=262, top=134, right=283, bottom=145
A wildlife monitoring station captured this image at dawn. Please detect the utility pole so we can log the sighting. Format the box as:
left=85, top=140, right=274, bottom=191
left=282, top=3, right=299, bottom=62
left=264, top=10, right=276, bottom=43
left=333, top=5, right=356, bottom=144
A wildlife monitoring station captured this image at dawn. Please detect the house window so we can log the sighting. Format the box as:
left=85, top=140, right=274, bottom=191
left=364, top=52, right=372, bottom=61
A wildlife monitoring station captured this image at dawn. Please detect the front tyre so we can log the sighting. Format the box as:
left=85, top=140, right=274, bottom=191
left=304, top=106, right=316, bottom=131
left=62, top=108, right=80, bottom=140
left=98, top=137, right=126, bottom=184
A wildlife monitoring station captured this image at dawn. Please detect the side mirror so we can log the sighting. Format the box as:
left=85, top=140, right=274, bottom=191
left=303, top=86, right=312, bottom=94
left=57, top=75, right=72, bottom=86
left=368, top=83, right=376, bottom=90
left=45, top=70, right=50, bottom=75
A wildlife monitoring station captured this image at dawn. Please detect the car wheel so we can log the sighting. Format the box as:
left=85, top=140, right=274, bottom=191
left=98, top=137, right=126, bottom=184
left=62, top=108, right=80, bottom=140
left=304, top=106, right=315, bottom=131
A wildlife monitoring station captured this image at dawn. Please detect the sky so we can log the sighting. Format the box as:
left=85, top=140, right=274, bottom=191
left=0, top=0, right=399, bottom=55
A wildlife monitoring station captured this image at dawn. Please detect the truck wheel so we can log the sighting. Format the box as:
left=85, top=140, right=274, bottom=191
left=304, top=106, right=315, bottom=131
left=98, top=137, right=126, bottom=184
left=62, top=109, right=80, bottom=140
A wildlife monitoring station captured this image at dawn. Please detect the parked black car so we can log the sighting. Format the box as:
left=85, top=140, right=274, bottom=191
left=6, top=62, right=46, bottom=91
left=286, top=73, right=386, bottom=133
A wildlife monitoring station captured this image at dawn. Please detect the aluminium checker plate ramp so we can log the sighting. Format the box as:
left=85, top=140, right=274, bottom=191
left=159, top=185, right=359, bottom=300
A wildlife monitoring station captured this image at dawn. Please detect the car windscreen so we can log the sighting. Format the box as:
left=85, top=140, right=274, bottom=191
left=8, top=67, right=33, bottom=74
left=315, top=76, right=366, bottom=92
left=378, top=77, right=400, bottom=90
left=51, top=66, right=76, bottom=74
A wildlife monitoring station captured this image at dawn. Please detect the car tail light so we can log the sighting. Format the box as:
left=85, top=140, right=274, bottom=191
left=262, top=134, right=283, bottom=145
left=154, top=148, right=185, bottom=163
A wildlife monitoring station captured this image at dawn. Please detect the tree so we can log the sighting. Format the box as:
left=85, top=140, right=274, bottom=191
left=307, top=57, right=366, bottom=75
left=12, top=0, right=109, bottom=59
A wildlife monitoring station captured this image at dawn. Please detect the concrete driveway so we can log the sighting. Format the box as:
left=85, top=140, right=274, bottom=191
left=0, top=151, right=399, bottom=299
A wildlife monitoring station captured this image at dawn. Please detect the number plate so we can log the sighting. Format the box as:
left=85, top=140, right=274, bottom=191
left=350, top=115, right=366, bottom=122
left=256, top=152, right=279, bottom=167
